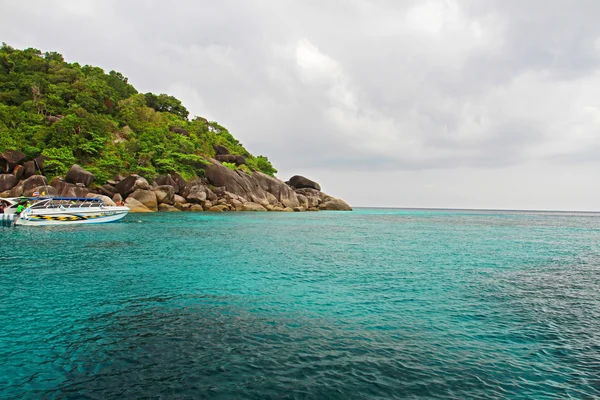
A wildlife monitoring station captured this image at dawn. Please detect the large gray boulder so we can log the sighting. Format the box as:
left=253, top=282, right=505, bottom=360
left=172, top=173, right=187, bottom=194
left=213, top=144, right=230, bottom=155
left=124, top=197, right=154, bottom=212
left=65, top=164, right=95, bottom=187
left=206, top=188, right=217, bottom=201
left=152, top=185, right=175, bottom=205
left=114, top=175, right=151, bottom=198
left=242, top=202, right=267, bottom=211
left=294, top=187, right=323, bottom=198
left=205, top=161, right=245, bottom=190
left=190, top=204, right=204, bottom=212
left=215, top=154, right=237, bottom=163
left=154, top=174, right=180, bottom=193
left=128, top=189, right=158, bottom=211
left=22, top=175, right=48, bottom=192
left=0, top=174, right=17, bottom=192
left=22, top=161, right=36, bottom=179
left=24, top=185, right=57, bottom=197
left=181, top=181, right=207, bottom=204
left=179, top=177, right=204, bottom=194
left=253, top=172, right=300, bottom=208
left=9, top=184, right=23, bottom=197
left=288, top=175, right=321, bottom=191
left=230, top=198, right=243, bottom=211
left=234, top=155, right=246, bottom=166
left=51, top=178, right=89, bottom=197
left=320, top=198, right=352, bottom=211
left=97, top=184, right=117, bottom=197
left=188, top=189, right=207, bottom=203
left=205, top=159, right=299, bottom=208
left=174, top=202, right=191, bottom=211
left=158, top=203, right=181, bottom=212
left=22, top=156, right=45, bottom=178
left=0, top=150, right=25, bottom=173
left=207, top=204, right=229, bottom=212
left=294, top=187, right=323, bottom=208
left=173, top=194, right=186, bottom=204
left=12, top=165, right=24, bottom=181
left=296, top=194, right=309, bottom=209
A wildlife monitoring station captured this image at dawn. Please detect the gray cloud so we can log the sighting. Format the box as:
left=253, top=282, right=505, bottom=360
left=2, top=0, right=600, bottom=209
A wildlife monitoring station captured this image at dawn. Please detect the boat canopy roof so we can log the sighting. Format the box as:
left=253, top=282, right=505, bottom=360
left=38, top=197, right=103, bottom=201
left=2, top=196, right=104, bottom=205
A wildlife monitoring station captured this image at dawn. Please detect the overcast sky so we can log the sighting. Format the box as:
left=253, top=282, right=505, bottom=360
left=2, top=0, right=600, bottom=210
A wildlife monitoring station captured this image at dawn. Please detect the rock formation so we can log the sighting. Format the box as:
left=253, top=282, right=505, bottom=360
left=169, top=127, right=189, bottom=136
left=0, top=174, right=17, bottom=192
left=128, top=189, right=158, bottom=212
left=288, top=175, right=321, bottom=191
left=65, top=164, right=95, bottom=188
left=0, top=150, right=25, bottom=173
left=114, top=175, right=151, bottom=198
left=0, top=157, right=351, bottom=213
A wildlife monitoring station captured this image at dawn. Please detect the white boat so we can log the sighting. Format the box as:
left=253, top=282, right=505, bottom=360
left=2, top=197, right=129, bottom=226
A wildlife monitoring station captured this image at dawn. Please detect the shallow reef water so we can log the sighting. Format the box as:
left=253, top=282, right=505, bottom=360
left=1, top=208, right=600, bottom=399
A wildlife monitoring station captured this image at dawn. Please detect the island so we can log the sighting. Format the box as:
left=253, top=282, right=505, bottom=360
left=0, top=44, right=350, bottom=212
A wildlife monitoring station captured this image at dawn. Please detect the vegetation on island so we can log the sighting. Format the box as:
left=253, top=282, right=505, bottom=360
left=0, top=44, right=277, bottom=183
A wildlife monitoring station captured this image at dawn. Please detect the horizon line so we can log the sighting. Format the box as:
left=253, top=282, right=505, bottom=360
left=352, top=206, right=600, bottom=214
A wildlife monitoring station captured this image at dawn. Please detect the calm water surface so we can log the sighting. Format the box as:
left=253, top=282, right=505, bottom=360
left=1, top=208, right=600, bottom=399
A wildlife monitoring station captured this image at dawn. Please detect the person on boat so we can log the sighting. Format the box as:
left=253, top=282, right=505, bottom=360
left=15, top=197, right=30, bottom=216
left=0, top=202, right=5, bottom=214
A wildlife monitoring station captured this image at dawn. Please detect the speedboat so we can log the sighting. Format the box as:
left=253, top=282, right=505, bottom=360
left=2, top=197, right=129, bottom=226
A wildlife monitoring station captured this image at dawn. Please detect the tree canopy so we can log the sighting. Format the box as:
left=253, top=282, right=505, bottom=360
left=0, top=43, right=277, bottom=183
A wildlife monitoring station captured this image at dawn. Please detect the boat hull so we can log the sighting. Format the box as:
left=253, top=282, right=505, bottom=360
left=15, top=207, right=129, bottom=226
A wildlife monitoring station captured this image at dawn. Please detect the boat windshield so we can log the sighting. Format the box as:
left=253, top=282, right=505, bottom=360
left=30, top=198, right=105, bottom=209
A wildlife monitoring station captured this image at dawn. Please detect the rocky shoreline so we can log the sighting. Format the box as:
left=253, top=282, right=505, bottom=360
left=0, top=149, right=351, bottom=213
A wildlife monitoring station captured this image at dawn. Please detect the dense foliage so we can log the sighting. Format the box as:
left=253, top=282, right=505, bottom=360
left=0, top=44, right=277, bottom=182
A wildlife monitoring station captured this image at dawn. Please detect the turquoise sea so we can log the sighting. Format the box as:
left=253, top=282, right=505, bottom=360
left=1, top=208, right=600, bottom=399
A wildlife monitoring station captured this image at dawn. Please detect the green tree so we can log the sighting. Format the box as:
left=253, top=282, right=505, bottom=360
left=144, top=93, right=189, bottom=119
left=0, top=44, right=278, bottom=184
left=41, top=147, right=76, bottom=178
